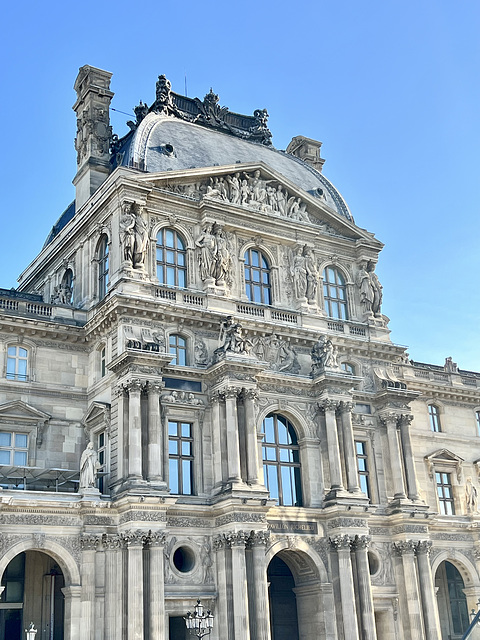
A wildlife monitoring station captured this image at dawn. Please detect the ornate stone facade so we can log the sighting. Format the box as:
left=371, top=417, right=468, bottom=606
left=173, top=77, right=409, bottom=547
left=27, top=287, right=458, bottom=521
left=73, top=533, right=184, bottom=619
left=0, top=65, right=478, bottom=640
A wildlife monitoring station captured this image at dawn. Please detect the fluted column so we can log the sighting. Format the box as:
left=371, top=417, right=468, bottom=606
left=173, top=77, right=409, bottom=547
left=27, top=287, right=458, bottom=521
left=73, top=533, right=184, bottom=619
left=330, top=535, right=359, bottom=640
left=353, top=536, right=377, bottom=640
left=399, top=414, right=420, bottom=500
left=80, top=535, right=100, bottom=640
left=381, top=413, right=406, bottom=499
left=244, top=389, right=261, bottom=485
left=226, top=531, right=250, bottom=640
left=339, top=401, right=361, bottom=493
left=147, top=382, right=164, bottom=483
left=320, top=400, right=344, bottom=491
left=148, top=531, right=166, bottom=640
left=248, top=531, right=271, bottom=640
left=416, top=541, right=441, bottom=640
left=210, top=392, right=224, bottom=488
left=124, top=530, right=145, bottom=640
left=393, top=541, right=423, bottom=640
left=103, top=534, right=122, bottom=640
left=62, top=585, right=82, bottom=640
left=213, top=536, right=231, bottom=640
left=126, top=380, right=143, bottom=480
left=224, top=388, right=242, bottom=483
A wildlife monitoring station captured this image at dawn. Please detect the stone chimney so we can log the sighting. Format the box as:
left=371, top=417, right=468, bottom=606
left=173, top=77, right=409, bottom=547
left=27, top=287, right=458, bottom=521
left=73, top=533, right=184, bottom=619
left=73, top=65, right=114, bottom=209
left=286, top=135, right=325, bottom=173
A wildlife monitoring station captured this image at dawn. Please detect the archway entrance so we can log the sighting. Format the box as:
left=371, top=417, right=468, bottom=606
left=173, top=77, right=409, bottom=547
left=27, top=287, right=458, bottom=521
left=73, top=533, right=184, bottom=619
left=435, top=560, right=469, bottom=639
left=0, top=551, right=65, bottom=640
left=268, top=555, right=299, bottom=640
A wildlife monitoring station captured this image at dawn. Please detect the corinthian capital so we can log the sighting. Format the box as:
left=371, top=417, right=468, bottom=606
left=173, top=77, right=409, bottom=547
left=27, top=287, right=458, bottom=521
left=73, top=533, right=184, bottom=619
left=392, top=540, right=416, bottom=556
left=147, top=381, right=164, bottom=395
left=223, top=386, right=241, bottom=400
left=124, top=379, right=143, bottom=394
left=399, top=414, right=414, bottom=427
left=416, top=540, right=432, bottom=555
left=80, top=535, right=100, bottom=551
left=330, top=534, right=353, bottom=551
left=102, top=534, right=122, bottom=551
left=353, top=535, right=371, bottom=550
left=213, top=535, right=227, bottom=552
left=122, top=529, right=146, bottom=548
left=243, top=389, right=259, bottom=402
left=248, top=530, right=270, bottom=548
left=147, top=530, right=167, bottom=547
left=338, top=400, right=354, bottom=415
left=379, top=412, right=400, bottom=427
left=318, top=398, right=338, bottom=413
left=225, top=530, right=249, bottom=548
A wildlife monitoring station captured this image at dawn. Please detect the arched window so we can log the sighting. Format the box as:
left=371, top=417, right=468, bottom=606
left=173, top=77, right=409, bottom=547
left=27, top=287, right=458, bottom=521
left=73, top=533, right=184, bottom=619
left=244, top=248, right=271, bottom=304
left=428, top=404, right=441, bottom=432
left=6, top=346, right=28, bottom=382
left=435, top=561, right=469, bottom=637
left=156, top=228, right=187, bottom=287
left=262, top=413, right=302, bottom=506
left=323, top=266, right=348, bottom=319
left=98, top=236, right=109, bottom=300
left=169, top=334, right=187, bottom=366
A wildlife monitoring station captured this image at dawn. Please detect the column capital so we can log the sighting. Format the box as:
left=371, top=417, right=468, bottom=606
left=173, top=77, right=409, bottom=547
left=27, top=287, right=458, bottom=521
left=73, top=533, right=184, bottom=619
left=102, top=533, right=122, bottom=550
left=399, top=413, right=414, bottom=427
left=392, top=540, right=417, bottom=556
left=243, top=388, right=259, bottom=402
left=247, top=530, right=270, bottom=548
left=338, top=400, right=354, bottom=414
left=213, top=534, right=227, bottom=552
left=416, top=540, right=432, bottom=556
left=330, top=534, right=353, bottom=551
left=353, top=535, right=371, bottom=550
left=147, top=381, right=165, bottom=395
left=122, top=529, right=147, bottom=548
left=379, top=412, right=400, bottom=427
left=318, top=398, right=339, bottom=413
left=146, top=530, right=167, bottom=547
left=80, top=534, right=101, bottom=551
left=210, top=391, right=223, bottom=404
left=124, top=379, right=144, bottom=394
left=225, top=530, right=250, bottom=548
left=223, top=386, right=241, bottom=400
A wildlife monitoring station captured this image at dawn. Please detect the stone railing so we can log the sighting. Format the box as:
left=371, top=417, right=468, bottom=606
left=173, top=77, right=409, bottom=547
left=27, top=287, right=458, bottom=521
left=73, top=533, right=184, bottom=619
left=0, top=295, right=87, bottom=325
left=155, top=287, right=206, bottom=307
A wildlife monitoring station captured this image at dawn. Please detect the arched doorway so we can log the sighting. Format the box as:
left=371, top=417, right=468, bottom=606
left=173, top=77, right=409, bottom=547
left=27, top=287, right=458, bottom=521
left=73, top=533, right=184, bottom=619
left=268, top=555, right=299, bottom=640
left=435, top=560, right=469, bottom=639
left=0, top=551, right=65, bottom=640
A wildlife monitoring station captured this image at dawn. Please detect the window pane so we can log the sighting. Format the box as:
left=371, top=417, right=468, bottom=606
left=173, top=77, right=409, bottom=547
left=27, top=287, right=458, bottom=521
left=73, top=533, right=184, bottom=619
left=15, top=434, right=27, bottom=448
left=7, top=347, right=16, bottom=356
left=177, top=350, right=186, bottom=366
left=264, top=416, right=275, bottom=443
left=17, top=360, right=27, bottom=377
left=0, top=450, right=10, bottom=465
left=14, top=451, right=27, bottom=466
left=168, top=422, right=178, bottom=436
left=181, top=441, right=191, bottom=456
left=0, top=433, right=11, bottom=447
left=169, top=441, right=178, bottom=455
left=166, top=250, right=175, bottom=264
left=166, top=229, right=174, bottom=247
left=266, top=465, right=278, bottom=501
left=182, top=460, right=192, bottom=494
left=281, top=466, right=294, bottom=506
left=166, top=267, right=175, bottom=286
left=181, top=423, right=191, bottom=437
left=6, top=359, right=15, bottom=377
left=265, top=447, right=276, bottom=461
left=169, top=460, right=179, bottom=493
left=251, top=251, right=259, bottom=267
left=177, top=253, right=185, bottom=266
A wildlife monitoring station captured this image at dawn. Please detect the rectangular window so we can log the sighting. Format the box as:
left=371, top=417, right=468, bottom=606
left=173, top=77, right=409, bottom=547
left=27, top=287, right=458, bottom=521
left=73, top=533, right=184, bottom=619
left=97, top=431, right=107, bottom=493
left=168, top=421, right=194, bottom=495
left=6, top=347, right=28, bottom=382
left=0, top=432, right=28, bottom=466
left=355, top=440, right=370, bottom=499
left=100, top=347, right=106, bottom=378
left=476, top=411, right=480, bottom=437
left=436, top=471, right=454, bottom=515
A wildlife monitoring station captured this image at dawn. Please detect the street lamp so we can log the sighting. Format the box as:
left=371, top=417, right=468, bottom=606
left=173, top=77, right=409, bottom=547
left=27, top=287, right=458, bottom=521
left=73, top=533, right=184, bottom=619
left=184, top=600, right=214, bottom=639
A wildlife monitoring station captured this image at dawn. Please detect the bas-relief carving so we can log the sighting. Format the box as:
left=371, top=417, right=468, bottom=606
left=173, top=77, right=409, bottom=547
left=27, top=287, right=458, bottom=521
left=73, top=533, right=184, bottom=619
left=253, top=333, right=300, bottom=374
left=215, top=513, right=267, bottom=527
left=215, top=316, right=253, bottom=358
left=162, top=391, right=203, bottom=405
left=119, top=511, right=167, bottom=524
left=167, top=517, right=210, bottom=528
left=0, top=513, right=79, bottom=526
left=124, top=325, right=165, bottom=352
left=120, top=202, right=149, bottom=270
left=194, top=337, right=209, bottom=366
left=370, top=541, right=395, bottom=586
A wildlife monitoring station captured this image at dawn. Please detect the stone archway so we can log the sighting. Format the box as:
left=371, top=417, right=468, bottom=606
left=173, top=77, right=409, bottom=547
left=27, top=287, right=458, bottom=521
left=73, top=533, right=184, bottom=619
left=266, top=545, right=336, bottom=640
left=435, top=560, right=470, bottom=640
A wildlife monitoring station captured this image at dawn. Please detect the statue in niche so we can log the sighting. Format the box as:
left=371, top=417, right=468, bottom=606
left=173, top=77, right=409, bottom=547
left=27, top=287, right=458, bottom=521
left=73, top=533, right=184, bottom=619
left=202, top=537, right=214, bottom=583
left=194, top=338, right=209, bottom=366
left=79, top=442, right=100, bottom=490
left=121, top=203, right=149, bottom=269
left=311, top=335, right=339, bottom=374
left=132, top=208, right=149, bottom=268
left=196, top=223, right=232, bottom=286
left=465, top=477, right=478, bottom=513
left=291, top=246, right=308, bottom=300
left=304, top=246, right=319, bottom=303
left=120, top=205, right=136, bottom=263
left=216, top=316, right=252, bottom=356
left=212, top=224, right=232, bottom=285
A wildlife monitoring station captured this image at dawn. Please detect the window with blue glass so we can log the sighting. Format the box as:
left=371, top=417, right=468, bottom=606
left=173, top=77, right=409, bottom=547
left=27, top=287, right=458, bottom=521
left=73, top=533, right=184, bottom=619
left=0, top=432, right=28, bottom=466
left=98, top=235, right=109, bottom=300
left=244, top=249, right=272, bottom=305
left=156, top=228, right=187, bottom=287
left=323, top=266, right=348, bottom=319
left=355, top=440, right=370, bottom=498
left=169, top=334, right=187, bottom=366
left=262, top=414, right=302, bottom=506
left=6, top=346, right=28, bottom=382
left=168, top=421, right=194, bottom=495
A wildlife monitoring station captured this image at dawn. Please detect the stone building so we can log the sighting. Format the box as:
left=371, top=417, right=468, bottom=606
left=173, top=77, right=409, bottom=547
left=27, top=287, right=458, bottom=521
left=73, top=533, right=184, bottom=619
left=0, top=64, right=479, bottom=640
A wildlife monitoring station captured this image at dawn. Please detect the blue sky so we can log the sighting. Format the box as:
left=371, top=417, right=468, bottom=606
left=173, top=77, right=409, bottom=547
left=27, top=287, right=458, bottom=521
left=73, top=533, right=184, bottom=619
left=1, top=1, right=479, bottom=369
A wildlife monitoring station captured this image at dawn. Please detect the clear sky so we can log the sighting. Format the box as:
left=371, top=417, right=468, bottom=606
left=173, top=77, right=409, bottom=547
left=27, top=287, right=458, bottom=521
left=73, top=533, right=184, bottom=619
left=1, top=1, right=479, bottom=370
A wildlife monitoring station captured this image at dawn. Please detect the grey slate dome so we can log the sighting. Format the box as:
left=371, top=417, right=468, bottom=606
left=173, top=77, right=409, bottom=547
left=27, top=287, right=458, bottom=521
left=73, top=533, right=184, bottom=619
left=117, top=114, right=353, bottom=222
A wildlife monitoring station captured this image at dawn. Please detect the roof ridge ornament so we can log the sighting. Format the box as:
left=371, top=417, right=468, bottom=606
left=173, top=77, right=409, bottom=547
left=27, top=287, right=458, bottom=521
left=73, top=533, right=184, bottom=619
left=131, top=74, right=273, bottom=145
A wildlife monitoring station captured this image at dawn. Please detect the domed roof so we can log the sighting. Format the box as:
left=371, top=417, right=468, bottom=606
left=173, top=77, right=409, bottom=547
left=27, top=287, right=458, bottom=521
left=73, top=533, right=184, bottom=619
left=118, top=113, right=353, bottom=222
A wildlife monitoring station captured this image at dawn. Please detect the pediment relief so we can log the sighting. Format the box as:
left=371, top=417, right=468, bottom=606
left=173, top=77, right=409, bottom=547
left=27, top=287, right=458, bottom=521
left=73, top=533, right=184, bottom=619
left=140, top=164, right=366, bottom=242
left=83, top=402, right=111, bottom=432
left=0, top=400, right=50, bottom=423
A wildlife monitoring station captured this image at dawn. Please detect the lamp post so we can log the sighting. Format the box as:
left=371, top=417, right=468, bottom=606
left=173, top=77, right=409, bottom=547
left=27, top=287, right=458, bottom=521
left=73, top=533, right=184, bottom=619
left=25, top=622, right=37, bottom=640
left=183, top=600, right=214, bottom=639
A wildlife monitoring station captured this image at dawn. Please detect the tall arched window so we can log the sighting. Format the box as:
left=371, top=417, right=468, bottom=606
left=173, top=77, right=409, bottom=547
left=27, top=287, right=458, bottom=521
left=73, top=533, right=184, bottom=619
left=428, top=404, right=441, bottom=432
left=244, top=248, right=271, bottom=304
left=262, top=413, right=302, bottom=506
left=323, top=266, right=348, bottom=319
left=98, top=236, right=109, bottom=300
left=169, top=334, right=187, bottom=366
left=156, top=228, right=187, bottom=287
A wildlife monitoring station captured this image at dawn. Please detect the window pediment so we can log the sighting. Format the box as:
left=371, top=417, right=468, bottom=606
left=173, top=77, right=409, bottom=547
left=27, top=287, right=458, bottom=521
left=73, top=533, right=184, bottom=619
left=83, top=402, right=111, bottom=434
left=0, top=400, right=50, bottom=423
left=425, top=449, right=464, bottom=482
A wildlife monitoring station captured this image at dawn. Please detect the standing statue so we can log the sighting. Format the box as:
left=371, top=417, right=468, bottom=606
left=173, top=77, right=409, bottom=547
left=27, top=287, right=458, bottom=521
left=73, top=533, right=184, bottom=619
left=212, top=224, right=232, bottom=285
left=196, top=224, right=217, bottom=281
left=226, top=173, right=241, bottom=204
left=120, top=205, right=136, bottom=263
left=304, top=246, right=319, bottom=303
left=368, top=261, right=383, bottom=316
left=311, top=335, right=339, bottom=374
left=216, top=316, right=252, bottom=356
left=357, top=261, right=374, bottom=315
left=291, top=247, right=308, bottom=300
left=465, top=477, right=478, bottom=513
left=132, top=208, right=149, bottom=269
left=79, top=442, right=99, bottom=490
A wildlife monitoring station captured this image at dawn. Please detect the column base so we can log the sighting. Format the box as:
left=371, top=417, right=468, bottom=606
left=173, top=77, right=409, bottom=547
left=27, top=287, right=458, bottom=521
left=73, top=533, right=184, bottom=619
left=324, top=487, right=370, bottom=508
left=386, top=497, right=429, bottom=515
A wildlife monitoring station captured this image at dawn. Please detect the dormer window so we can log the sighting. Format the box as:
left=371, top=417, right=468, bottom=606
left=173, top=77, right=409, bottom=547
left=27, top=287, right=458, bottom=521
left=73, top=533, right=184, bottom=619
left=156, top=229, right=187, bottom=287
left=323, top=267, right=348, bottom=319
